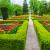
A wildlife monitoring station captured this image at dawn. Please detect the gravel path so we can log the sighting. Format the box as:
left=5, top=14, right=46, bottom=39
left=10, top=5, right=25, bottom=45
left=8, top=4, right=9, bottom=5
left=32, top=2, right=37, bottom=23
left=25, top=16, right=40, bottom=50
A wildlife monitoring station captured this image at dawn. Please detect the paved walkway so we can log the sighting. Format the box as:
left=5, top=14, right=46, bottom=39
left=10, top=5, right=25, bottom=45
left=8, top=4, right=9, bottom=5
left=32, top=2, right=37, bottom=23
left=25, top=16, right=40, bottom=50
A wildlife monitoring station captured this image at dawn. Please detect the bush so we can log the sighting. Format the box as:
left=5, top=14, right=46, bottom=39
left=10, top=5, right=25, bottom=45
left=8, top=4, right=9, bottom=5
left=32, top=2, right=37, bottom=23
left=0, top=20, right=28, bottom=50
left=16, top=20, right=28, bottom=40
left=34, top=20, right=50, bottom=50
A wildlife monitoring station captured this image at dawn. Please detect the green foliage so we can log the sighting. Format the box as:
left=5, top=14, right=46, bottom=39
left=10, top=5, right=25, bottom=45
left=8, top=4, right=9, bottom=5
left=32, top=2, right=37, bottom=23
left=16, top=20, right=28, bottom=40
left=8, top=4, right=23, bottom=16
left=30, top=0, right=50, bottom=15
left=30, top=0, right=38, bottom=14
left=34, top=20, right=50, bottom=50
left=13, top=4, right=23, bottom=15
left=38, top=1, right=48, bottom=15
left=23, top=0, right=28, bottom=14
left=0, top=21, right=28, bottom=50
left=0, top=0, right=10, bottom=8
left=8, top=4, right=15, bottom=15
left=0, top=0, right=10, bottom=19
left=1, top=7, right=8, bottom=20
left=0, top=39, right=24, bottom=50
left=0, top=0, right=23, bottom=16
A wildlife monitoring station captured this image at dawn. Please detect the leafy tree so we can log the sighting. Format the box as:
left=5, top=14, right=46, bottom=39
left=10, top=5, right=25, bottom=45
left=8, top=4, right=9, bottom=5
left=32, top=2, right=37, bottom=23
left=0, top=0, right=10, bottom=20
left=47, top=2, right=50, bottom=14
left=13, top=4, right=23, bottom=16
left=30, top=0, right=38, bottom=14
left=38, top=0, right=48, bottom=15
left=8, top=4, right=14, bottom=16
left=30, top=0, right=49, bottom=16
left=30, top=0, right=33, bottom=12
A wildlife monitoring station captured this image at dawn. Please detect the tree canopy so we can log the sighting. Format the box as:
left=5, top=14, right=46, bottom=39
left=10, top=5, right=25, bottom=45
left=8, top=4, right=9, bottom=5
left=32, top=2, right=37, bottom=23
left=0, top=0, right=23, bottom=16
left=30, top=0, right=50, bottom=16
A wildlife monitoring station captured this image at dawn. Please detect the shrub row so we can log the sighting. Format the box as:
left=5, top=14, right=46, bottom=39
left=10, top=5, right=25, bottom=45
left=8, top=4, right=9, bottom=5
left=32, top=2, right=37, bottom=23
left=0, top=20, right=28, bottom=50
left=8, top=15, right=29, bottom=20
left=32, top=15, right=50, bottom=20
left=34, top=20, right=50, bottom=50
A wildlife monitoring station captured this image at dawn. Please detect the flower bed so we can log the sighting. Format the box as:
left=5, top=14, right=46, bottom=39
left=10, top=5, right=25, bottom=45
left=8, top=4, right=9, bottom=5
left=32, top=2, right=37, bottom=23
left=0, top=20, right=24, bottom=33
left=39, top=20, right=50, bottom=32
left=0, top=23, right=19, bottom=31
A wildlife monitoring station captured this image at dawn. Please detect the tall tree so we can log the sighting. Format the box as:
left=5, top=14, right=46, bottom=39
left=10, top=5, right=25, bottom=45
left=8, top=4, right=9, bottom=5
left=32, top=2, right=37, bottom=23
left=30, top=0, right=33, bottom=13
left=30, top=0, right=48, bottom=15
left=23, top=0, right=28, bottom=14
left=38, top=0, right=48, bottom=15
left=30, top=0, right=38, bottom=14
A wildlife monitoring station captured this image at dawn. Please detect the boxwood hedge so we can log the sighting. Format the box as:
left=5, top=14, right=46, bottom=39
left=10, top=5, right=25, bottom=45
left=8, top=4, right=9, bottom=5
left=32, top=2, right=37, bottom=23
left=0, top=20, right=28, bottom=50
left=34, top=20, right=50, bottom=50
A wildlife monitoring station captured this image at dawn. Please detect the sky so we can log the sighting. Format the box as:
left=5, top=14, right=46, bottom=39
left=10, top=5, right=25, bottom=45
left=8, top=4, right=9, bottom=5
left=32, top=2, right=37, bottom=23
left=11, top=0, right=29, bottom=6
left=39, top=0, right=50, bottom=2
left=11, top=0, right=50, bottom=6
left=46, top=0, right=50, bottom=2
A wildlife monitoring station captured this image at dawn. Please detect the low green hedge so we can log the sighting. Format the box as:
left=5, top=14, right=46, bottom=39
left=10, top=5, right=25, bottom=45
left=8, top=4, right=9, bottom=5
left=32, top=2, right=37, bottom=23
left=34, top=20, right=50, bottom=50
left=0, top=20, right=28, bottom=50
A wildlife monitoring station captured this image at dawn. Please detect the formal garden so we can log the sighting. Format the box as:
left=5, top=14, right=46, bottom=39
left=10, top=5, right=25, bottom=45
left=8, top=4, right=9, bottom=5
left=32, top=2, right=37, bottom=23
left=0, top=0, right=50, bottom=50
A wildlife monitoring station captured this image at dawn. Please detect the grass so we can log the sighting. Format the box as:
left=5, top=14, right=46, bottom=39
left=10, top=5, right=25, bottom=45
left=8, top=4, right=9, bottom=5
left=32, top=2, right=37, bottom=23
left=33, top=20, right=50, bottom=50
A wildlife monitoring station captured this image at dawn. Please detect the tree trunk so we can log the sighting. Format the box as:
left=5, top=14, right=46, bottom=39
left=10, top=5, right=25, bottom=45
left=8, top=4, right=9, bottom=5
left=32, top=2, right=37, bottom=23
left=15, top=11, right=18, bottom=16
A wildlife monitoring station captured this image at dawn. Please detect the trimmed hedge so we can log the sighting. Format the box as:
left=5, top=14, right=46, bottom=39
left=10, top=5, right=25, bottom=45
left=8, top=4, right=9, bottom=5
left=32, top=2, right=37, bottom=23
left=34, top=20, right=50, bottom=50
left=0, top=20, right=28, bottom=50
left=8, top=15, right=29, bottom=20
